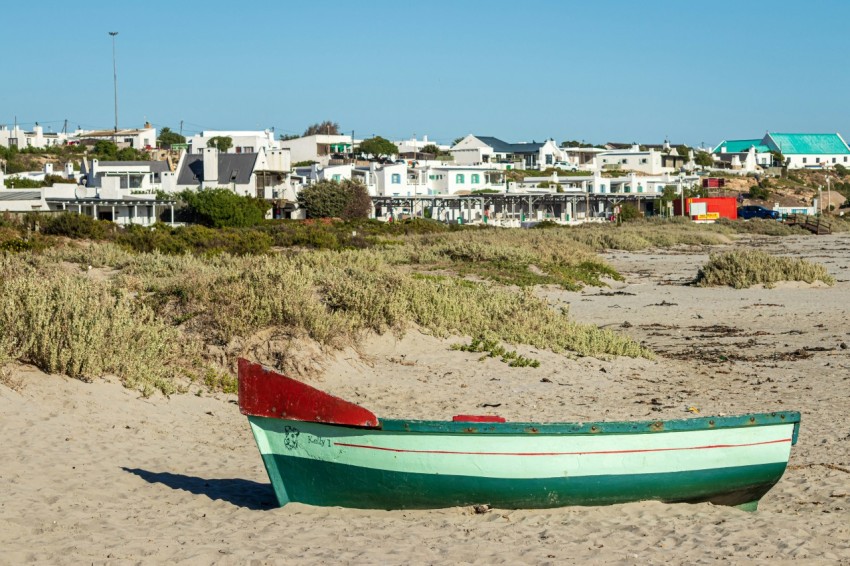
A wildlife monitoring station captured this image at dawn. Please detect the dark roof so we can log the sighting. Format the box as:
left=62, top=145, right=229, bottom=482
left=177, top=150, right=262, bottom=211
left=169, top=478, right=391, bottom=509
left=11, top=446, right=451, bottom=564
left=0, top=190, right=41, bottom=201
left=98, top=160, right=171, bottom=174
left=177, top=153, right=258, bottom=186
left=474, top=136, right=544, bottom=154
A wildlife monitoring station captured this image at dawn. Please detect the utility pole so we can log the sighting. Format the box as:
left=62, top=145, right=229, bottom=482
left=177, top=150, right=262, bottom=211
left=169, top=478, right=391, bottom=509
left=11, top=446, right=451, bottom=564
left=179, top=120, right=183, bottom=137
left=109, top=31, right=119, bottom=140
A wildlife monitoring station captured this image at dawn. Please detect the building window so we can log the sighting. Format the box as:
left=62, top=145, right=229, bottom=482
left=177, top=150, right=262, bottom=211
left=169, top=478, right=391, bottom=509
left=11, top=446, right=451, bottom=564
left=599, top=184, right=606, bottom=193
left=845, top=157, right=848, bottom=162
left=391, top=173, right=401, bottom=184
left=803, top=158, right=807, bottom=164
left=456, top=174, right=465, bottom=184
left=471, top=174, right=480, bottom=184
left=833, top=158, right=837, bottom=163
left=332, top=174, right=341, bottom=182
left=545, top=154, right=553, bottom=165
left=640, top=158, right=647, bottom=164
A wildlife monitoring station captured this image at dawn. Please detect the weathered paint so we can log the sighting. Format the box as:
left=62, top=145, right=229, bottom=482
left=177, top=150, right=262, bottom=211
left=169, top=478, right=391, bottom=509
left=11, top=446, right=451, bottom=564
left=238, top=360, right=800, bottom=510
left=247, top=416, right=796, bottom=510
left=237, top=359, right=379, bottom=427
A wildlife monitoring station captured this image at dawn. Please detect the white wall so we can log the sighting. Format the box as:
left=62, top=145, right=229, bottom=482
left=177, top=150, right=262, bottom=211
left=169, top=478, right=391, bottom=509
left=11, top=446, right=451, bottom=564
left=188, top=130, right=280, bottom=154
left=280, top=134, right=353, bottom=165
left=785, top=154, right=850, bottom=169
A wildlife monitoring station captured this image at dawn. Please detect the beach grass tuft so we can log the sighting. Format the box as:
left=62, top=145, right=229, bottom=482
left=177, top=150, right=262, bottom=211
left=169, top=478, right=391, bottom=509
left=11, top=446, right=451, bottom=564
left=694, top=249, right=835, bottom=288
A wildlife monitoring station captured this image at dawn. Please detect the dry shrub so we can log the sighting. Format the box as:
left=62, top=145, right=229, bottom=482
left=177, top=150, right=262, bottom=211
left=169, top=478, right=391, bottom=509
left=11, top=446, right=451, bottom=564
left=694, top=249, right=835, bottom=289
left=0, top=260, right=186, bottom=395
left=118, top=247, right=650, bottom=359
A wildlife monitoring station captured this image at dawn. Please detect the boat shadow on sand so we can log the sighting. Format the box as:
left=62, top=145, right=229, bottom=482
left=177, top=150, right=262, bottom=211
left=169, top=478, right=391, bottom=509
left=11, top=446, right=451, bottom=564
left=122, top=467, right=276, bottom=510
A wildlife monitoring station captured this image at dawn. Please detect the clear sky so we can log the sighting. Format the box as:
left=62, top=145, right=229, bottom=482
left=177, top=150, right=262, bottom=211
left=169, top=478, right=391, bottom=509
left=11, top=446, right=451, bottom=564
left=1, top=0, right=848, bottom=147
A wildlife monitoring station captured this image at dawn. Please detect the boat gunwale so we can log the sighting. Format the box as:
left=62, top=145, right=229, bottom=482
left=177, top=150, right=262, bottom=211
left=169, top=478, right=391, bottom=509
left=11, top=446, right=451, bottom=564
left=379, top=412, right=799, bottom=439
left=252, top=412, right=800, bottom=442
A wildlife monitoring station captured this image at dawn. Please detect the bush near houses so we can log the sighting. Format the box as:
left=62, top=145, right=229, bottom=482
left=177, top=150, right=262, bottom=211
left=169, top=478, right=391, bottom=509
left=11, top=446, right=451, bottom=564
left=297, top=179, right=372, bottom=220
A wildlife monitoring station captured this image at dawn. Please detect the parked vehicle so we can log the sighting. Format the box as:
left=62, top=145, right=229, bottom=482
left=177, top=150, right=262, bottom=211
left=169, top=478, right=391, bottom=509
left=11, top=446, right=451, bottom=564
left=553, top=161, right=578, bottom=172
left=737, top=205, right=780, bottom=220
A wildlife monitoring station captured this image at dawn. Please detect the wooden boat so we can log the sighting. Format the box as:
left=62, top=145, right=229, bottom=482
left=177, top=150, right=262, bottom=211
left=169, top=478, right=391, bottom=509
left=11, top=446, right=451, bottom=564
left=238, top=359, right=800, bottom=511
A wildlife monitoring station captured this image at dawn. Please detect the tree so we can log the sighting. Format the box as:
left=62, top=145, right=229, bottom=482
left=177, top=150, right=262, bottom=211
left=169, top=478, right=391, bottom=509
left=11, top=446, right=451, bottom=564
left=770, top=150, right=786, bottom=167
left=116, top=147, right=150, bottom=161
left=92, top=140, right=118, bottom=159
left=158, top=127, right=186, bottom=148
left=420, top=144, right=441, bottom=156
left=303, top=121, right=340, bottom=136
left=694, top=151, right=713, bottom=167
left=618, top=202, right=641, bottom=222
left=675, top=145, right=691, bottom=158
left=297, top=179, right=372, bottom=219
left=178, top=188, right=270, bottom=228
left=357, top=136, right=397, bottom=158
left=207, top=136, right=233, bottom=152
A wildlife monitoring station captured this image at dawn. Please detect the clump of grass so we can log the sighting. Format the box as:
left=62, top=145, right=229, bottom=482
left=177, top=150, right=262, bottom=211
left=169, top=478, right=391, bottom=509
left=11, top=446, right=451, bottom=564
left=452, top=336, right=541, bottom=368
left=0, top=265, right=188, bottom=395
left=715, top=218, right=807, bottom=236
left=694, top=249, right=835, bottom=288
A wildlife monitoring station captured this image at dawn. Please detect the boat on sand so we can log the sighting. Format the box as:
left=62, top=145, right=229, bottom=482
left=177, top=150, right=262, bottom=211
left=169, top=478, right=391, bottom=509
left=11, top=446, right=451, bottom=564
left=238, top=359, right=800, bottom=511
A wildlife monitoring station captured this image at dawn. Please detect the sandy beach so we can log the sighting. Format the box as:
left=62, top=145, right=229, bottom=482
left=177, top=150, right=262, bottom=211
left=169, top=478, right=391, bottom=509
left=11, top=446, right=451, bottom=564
left=2, top=233, right=849, bottom=564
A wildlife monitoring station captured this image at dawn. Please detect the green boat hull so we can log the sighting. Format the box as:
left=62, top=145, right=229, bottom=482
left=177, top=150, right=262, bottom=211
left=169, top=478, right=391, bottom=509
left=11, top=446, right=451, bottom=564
left=261, top=453, right=786, bottom=510
left=247, top=414, right=798, bottom=510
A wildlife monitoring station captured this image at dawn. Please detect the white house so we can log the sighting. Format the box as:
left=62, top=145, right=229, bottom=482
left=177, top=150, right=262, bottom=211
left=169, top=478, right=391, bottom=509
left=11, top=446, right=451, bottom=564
left=172, top=147, right=291, bottom=201
left=393, top=135, right=448, bottom=155
left=80, top=158, right=170, bottom=191
left=713, top=133, right=850, bottom=170
left=450, top=135, right=563, bottom=170
left=73, top=124, right=157, bottom=150
left=4, top=162, right=79, bottom=185
left=595, top=145, right=686, bottom=175
left=0, top=124, right=82, bottom=149
left=762, top=133, right=849, bottom=169
left=187, top=130, right=280, bottom=154
left=712, top=139, right=774, bottom=170
left=279, top=134, right=353, bottom=165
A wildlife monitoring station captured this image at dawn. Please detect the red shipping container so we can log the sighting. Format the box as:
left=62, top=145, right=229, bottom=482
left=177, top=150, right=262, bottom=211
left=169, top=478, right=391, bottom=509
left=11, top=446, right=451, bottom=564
left=673, top=197, right=737, bottom=220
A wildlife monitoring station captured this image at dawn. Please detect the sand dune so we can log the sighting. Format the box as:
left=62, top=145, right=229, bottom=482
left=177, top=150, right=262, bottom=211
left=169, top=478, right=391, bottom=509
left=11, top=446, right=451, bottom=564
left=1, top=234, right=849, bottom=564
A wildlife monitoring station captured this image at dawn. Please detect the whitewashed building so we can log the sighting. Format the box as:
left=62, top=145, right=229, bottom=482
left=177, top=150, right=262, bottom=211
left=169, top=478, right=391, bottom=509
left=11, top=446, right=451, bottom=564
left=73, top=125, right=157, bottom=150
left=187, top=130, right=280, bottom=154
left=0, top=124, right=82, bottom=149
left=450, top=135, right=563, bottom=170
left=279, top=134, right=353, bottom=165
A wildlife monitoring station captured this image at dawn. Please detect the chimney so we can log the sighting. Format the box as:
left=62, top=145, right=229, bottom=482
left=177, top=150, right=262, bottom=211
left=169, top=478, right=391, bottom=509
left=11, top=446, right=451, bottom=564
left=44, top=163, right=54, bottom=175
left=203, top=147, right=219, bottom=185
left=64, top=162, right=75, bottom=179
left=144, top=121, right=151, bottom=129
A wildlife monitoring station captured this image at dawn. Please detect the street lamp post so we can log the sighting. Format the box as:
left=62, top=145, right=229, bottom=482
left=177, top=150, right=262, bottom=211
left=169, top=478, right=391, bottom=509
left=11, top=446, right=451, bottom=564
left=109, top=32, right=119, bottom=140
left=826, top=175, right=831, bottom=214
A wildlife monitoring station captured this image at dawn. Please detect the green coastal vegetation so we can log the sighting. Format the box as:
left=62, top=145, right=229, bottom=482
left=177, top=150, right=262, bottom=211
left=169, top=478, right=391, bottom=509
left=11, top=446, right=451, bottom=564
left=694, top=249, right=835, bottom=289
left=0, top=185, right=839, bottom=396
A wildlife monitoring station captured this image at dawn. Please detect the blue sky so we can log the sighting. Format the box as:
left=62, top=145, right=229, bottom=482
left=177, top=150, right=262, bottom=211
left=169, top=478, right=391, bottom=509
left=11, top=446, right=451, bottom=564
left=1, top=0, right=847, bottom=147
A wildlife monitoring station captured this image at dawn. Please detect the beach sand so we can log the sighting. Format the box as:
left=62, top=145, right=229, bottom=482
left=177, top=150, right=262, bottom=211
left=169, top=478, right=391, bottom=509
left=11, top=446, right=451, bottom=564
left=1, top=234, right=849, bottom=564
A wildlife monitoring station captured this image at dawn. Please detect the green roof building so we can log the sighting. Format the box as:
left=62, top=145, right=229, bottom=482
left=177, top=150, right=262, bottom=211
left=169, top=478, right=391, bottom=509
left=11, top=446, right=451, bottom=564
left=715, top=132, right=850, bottom=169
